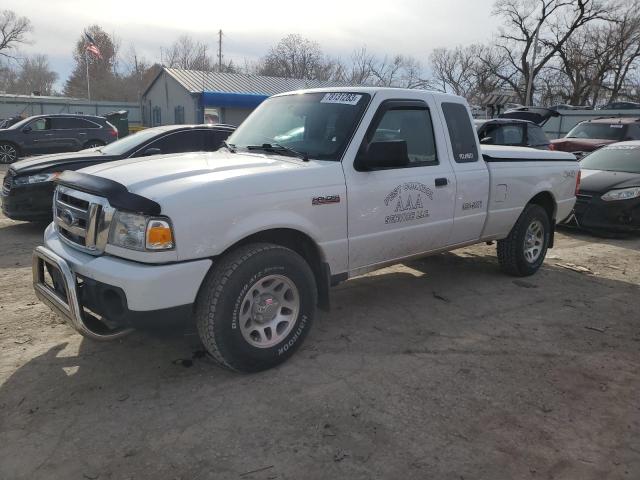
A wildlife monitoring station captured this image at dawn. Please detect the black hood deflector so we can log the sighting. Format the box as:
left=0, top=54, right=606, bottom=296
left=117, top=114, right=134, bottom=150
left=55, top=171, right=161, bottom=215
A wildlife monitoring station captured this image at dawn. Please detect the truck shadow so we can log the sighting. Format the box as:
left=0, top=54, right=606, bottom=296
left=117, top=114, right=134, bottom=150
left=1, top=251, right=639, bottom=478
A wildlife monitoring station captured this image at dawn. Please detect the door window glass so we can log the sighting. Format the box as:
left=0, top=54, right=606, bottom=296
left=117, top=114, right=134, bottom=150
left=371, top=108, right=438, bottom=166
left=145, top=130, right=211, bottom=154
left=51, top=117, right=98, bottom=129
left=207, top=130, right=233, bottom=150
left=30, top=118, right=50, bottom=131
left=442, top=102, right=479, bottom=163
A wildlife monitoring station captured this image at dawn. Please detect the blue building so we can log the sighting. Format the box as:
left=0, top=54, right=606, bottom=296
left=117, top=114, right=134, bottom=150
left=142, top=67, right=346, bottom=127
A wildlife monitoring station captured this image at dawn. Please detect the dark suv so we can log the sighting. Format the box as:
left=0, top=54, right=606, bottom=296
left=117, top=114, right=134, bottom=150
left=0, top=114, right=119, bottom=163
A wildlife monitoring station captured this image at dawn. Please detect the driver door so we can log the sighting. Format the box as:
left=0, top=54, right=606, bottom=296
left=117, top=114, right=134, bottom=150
left=343, top=94, right=456, bottom=273
left=21, top=117, right=55, bottom=155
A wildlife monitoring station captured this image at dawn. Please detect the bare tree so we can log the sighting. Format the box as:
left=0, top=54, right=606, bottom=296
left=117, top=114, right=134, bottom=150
left=258, top=34, right=328, bottom=80
left=336, top=46, right=427, bottom=88
left=492, top=0, right=610, bottom=104
left=15, top=54, right=57, bottom=95
left=345, top=46, right=377, bottom=84
left=163, top=35, right=213, bottom=71
left=430, top=46, right=478, bottom=96
left=0, top=10, right=32, bottom=60
left=602, top=1, right=640, bottom=102
left=0, top=60, right=18, bottom=92
left=430, top=44, right=507, bottom=103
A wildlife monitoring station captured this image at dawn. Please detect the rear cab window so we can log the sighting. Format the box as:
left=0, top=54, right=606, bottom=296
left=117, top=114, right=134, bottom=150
left=441, top=102, right=479, bottom=163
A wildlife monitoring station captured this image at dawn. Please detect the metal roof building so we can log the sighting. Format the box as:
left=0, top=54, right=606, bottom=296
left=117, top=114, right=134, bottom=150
left=142, top=67, right=348, bottom=126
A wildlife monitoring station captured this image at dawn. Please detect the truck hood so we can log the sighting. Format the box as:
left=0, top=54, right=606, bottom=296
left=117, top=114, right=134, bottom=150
left=579, top=168, right=640, bottom=193
left=79, top=150, right=316, bottom=200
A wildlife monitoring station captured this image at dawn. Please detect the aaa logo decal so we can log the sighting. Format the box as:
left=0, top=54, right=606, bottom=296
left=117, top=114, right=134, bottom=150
left=384, top=182, right=433, bottom=224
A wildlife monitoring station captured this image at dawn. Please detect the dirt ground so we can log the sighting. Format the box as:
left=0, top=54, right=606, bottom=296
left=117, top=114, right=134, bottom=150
left=1, top=164, right=639, bottom=480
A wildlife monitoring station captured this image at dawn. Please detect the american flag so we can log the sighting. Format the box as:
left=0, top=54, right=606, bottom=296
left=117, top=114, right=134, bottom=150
left=85, top=32, right=102, bottom=59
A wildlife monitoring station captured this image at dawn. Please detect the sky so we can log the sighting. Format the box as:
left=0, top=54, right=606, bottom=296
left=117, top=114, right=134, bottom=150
left=3, top=0, right=501, bottom=90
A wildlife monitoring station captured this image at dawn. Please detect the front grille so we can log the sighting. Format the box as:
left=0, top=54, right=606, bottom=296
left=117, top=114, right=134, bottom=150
left=2, top=169, right=15, bottom=195
left=53, top=186, right=114, bottom=255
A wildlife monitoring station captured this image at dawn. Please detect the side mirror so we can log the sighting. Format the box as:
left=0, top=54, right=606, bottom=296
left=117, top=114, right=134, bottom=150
left=355, top=140, right=408, bottom=171
left=22, top=126, right=32, bottom=133
left=480, top=136, right=494, bottom=144
left=143, top=147, right=162, bottom=156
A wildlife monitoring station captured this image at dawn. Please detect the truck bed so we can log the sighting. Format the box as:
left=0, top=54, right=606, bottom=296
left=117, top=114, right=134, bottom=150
left=480, top=145, right=578, bottom=240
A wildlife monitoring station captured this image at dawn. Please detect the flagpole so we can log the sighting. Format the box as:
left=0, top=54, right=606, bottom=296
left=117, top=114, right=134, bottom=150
left=85, top=48, right=91, bottom=101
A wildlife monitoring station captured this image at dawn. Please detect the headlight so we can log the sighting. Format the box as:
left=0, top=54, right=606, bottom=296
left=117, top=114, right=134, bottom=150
left=601, top=187, right=640, bottom=202
left=108, top=211, right=174, bottom=251
left=13, top=172, right=60, bottom=186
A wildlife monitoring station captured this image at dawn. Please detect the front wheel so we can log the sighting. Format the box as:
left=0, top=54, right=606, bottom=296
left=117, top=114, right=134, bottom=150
left=497, top=204, right=551, bottom=277
left=0, top=142, right=19, bottom=164
left=195, top=243, right=317, bottom=373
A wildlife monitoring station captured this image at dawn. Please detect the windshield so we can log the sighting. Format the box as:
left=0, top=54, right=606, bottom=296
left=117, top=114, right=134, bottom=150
left=566, top=123, right=626, bottom=140
left=581, top=145, right=640, bottom=174
left=99, top=128, right=166, bottom=155
left=226, top=92, right=370, bottom=161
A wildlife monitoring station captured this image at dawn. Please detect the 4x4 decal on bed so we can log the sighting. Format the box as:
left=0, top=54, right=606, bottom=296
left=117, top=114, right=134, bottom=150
left=384, top=182, right=433, bottom=224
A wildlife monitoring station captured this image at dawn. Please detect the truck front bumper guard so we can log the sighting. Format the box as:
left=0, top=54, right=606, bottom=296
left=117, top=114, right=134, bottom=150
left=32, top=246, right=133, bottom=341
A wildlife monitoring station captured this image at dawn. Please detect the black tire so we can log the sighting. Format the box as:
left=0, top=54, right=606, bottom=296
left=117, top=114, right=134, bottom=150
left=497, top=204, right=551, bottom=277
left=0, top=142, right=19, bottom=164
left=195, top=243, right=317, bottom=373
left=84, top=140, right=105, bottom=149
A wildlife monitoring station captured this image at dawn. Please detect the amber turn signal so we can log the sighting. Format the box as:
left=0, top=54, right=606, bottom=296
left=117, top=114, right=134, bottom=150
left=145, top=220, right=174, bottom=250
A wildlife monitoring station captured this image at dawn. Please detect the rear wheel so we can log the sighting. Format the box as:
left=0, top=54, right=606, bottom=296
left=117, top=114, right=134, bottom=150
left=195, top=243, right=317, bottom=373
left=497, top=204, right=551, bottom=277
left=0, top=142, right=19, bottom=163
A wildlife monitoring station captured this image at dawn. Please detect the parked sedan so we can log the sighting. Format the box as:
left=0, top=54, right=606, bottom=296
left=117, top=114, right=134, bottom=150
left=1, top=124, right=235, bottom=221
left=568, top=141, right=640, bottom=232
left=476, top=118, right=551, bottom=149
left=0, top=114, right=120, bottom=163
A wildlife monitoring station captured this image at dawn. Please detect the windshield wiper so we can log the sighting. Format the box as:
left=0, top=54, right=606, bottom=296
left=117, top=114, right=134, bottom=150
left=222, top=140, right=236, bottom=153
left=246, top=143, right=309, bottom=162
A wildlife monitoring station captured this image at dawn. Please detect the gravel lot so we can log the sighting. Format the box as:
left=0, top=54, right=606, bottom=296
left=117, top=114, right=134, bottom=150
left=1, top=164, right=639, bottom=479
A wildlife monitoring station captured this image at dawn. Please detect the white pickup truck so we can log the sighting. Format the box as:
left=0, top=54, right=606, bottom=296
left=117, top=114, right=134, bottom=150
left=32, top=88, right=579, bottom=372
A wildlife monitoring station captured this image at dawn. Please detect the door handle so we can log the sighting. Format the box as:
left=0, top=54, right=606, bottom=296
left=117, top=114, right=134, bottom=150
left=79, top=132, right=87, bottom=135
left=44, top=133, right=54, bottom=136
left=435, top=177, right=448, bottom=187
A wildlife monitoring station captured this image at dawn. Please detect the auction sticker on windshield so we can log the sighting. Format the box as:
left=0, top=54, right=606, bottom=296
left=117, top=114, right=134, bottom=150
left=321, top=93, right=363, bottom=105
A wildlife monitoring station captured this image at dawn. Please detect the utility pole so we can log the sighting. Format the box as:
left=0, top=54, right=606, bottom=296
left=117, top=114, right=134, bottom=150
left=85, top=49, right=91, bottom=101
left=218, top=29, right=223, bottom=72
